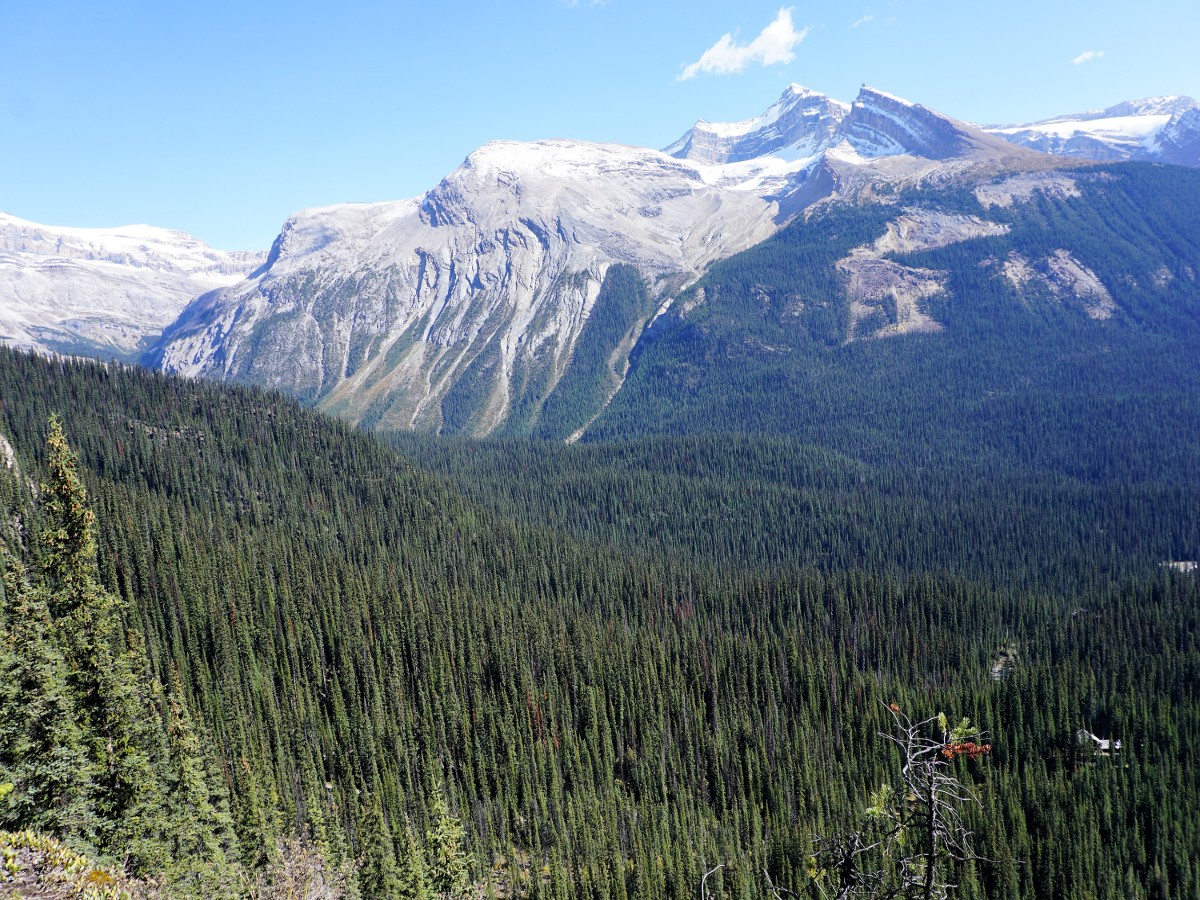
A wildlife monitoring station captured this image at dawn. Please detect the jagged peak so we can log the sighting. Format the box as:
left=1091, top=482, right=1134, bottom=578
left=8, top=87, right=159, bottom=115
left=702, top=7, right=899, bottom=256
left=854, top=85, right=918, bottom=109
left=666, top=83, right=1008, bottom=166
left=666, top=85, right=849, bottom=164
left=681, top=84, right=845, bottom=142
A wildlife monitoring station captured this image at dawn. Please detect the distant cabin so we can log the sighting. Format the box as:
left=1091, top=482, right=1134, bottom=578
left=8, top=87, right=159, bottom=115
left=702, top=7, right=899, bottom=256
left=1162, top=560, right=1198, bottom=573
left=1078, top=730, right=1122, bottom=756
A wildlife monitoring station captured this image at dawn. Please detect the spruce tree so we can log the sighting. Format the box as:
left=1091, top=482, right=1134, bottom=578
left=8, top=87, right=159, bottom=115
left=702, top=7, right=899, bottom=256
left=426, top=790, right=470, bottom=900
left=0, top=559, right=96, bottom=842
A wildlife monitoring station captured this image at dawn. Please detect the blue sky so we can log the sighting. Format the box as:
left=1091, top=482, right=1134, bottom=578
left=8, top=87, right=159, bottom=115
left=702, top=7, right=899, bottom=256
left=3, top=0, right=1198, bottom=249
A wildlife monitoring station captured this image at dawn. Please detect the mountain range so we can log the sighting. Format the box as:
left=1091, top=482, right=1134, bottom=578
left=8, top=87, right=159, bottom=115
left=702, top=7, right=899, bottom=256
left=143, top=84, right=1048, bottom=436
left=3, top=83, right=1199, bottom=435
left=982, top=95, right=1200, bottom=166
left=0, top=212, right=263, bottom=359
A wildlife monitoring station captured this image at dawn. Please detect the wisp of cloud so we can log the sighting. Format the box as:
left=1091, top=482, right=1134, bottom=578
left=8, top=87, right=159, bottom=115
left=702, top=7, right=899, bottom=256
left=680, top=7, right=808, bottom=81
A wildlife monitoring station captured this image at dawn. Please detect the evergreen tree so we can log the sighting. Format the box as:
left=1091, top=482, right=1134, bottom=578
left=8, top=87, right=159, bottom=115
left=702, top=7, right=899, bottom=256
left=0, top=559, right=96, bottom=842
left=359, top=799, right=401, bottom=899
left=426, top=790, right=470, bottom=900
left=396, top=818, right=432, bottom=900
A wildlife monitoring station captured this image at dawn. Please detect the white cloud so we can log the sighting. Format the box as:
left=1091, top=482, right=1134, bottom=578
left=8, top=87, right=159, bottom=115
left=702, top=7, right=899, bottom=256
left=851, top=14, right=875, bottom=28
left=679, top=8, right=809, bottom=81
left=1072, top=50, right=1105, bottom=65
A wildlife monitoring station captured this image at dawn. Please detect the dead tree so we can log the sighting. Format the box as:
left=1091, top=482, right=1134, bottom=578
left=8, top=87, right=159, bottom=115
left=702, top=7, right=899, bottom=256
left=805, top=705, right=990, bottom=900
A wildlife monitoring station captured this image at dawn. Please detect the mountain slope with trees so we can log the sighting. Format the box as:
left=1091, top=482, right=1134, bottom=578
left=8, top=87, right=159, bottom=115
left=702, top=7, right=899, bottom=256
left=586, top=163, right=1200, bottom=465
left=1, top=348, right=1198, bottom=899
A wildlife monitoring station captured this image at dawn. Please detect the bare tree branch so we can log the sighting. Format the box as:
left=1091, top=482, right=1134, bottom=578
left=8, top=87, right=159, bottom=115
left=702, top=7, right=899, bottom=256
left=701, top=863, right=724, bottom=900
left=803, top=704, right=991, bottom=900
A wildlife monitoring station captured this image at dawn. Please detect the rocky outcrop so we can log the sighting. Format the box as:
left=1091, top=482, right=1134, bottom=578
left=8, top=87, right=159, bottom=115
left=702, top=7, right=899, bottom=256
left=150, top=141, right=779, bottom=435
left=836, top=211, right=1010, bottom=339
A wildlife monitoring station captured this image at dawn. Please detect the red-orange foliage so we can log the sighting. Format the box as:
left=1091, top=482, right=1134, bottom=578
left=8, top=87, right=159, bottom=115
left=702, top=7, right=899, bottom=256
left=940, top=740, right=991, bottom=761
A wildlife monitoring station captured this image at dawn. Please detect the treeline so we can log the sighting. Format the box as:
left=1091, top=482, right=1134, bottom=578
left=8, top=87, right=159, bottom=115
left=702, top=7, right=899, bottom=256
left=587, top=165, right=1200, bottom=491
left=1, top=348, right=1198, bottom=898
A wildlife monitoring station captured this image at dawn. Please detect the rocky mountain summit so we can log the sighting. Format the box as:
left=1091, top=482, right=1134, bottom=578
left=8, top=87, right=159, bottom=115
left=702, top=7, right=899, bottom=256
left=667, top=84, right=1028, bottom=166
left=149, top=85, right=1043, bottom=435
left=149, top=139, right=781, bottom=433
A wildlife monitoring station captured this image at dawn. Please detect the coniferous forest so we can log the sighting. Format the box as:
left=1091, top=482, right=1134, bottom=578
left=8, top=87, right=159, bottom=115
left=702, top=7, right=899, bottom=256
left=1, top=340, right=1198, bottom=900
left=1, top=164, right=1200, bottom=900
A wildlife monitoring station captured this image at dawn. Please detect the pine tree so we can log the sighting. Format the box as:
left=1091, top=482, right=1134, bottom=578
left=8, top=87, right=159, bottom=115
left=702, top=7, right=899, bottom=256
left=160, top=671, right=240, bottom=895
left=426, top=790, right=470, bottom=900
left=395, top=818, right=431, bottom=900
left=359, top=799, right=401, bottom=899
left=36, top=417, right=155, bottom=850
left=0, top=559, right=96, bottom=842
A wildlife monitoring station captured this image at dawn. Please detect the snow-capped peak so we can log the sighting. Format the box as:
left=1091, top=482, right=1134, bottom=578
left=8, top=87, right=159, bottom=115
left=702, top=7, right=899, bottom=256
left=855, top=86, right=915, bottom=108
left=0, top=211, right=254, bottom=274
left=982, top=95, right=1200, bottom=166
left=667, top=84, right=1028, bottom=168
left=665, top=85, right=849, bottom=165
left=692, top=84, right=838, bottom=139
left=0, top=211, right=265, bottom=359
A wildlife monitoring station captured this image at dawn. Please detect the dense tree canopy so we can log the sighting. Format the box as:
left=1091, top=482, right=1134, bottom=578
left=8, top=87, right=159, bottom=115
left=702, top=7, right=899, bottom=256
left=0, top=346, right=1196, bottom=899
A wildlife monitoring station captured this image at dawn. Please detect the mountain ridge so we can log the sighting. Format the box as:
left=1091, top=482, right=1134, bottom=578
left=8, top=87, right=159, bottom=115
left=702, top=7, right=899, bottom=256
left=0, top=211, right=264, bottom=359
left=5, top=83, right=1196, bottom=437
left=147, top=85, right=1050, bottom=435
left=982, top=95, right=1200, bottom=165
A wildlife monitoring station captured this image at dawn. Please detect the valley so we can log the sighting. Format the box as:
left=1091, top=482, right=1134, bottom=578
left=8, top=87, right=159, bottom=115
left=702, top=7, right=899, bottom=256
left=1, top=79, right=1199, bottom=900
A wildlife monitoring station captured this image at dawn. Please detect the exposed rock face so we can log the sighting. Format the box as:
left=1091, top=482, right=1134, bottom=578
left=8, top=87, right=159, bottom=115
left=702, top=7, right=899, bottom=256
left=1001, top=249, right=1116, bottom=319
left=856, top=211, right=1011, bottom=257
left=0, top=431, right=15, bottom=472
left=839, top=257, right=947, bottom=338
left=151, top=141, right=780, bottom=434
left=0, top=212, right=263, bottom=358
left=148, top=85, right=1056, bottom=435
left=837, top=211, right=1011, bottom=339
left=974, top=172, right=1083, bottom=208
left=841, top=88, right=1013, bottom=160
left=984, top=96, right=1200, bottom=167
left=1157, top=108, right=1200, bottom=167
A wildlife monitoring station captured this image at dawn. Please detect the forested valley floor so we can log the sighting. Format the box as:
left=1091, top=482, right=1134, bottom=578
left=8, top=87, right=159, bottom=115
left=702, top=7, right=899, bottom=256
left=1, top=322, right=1197, bottom=900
